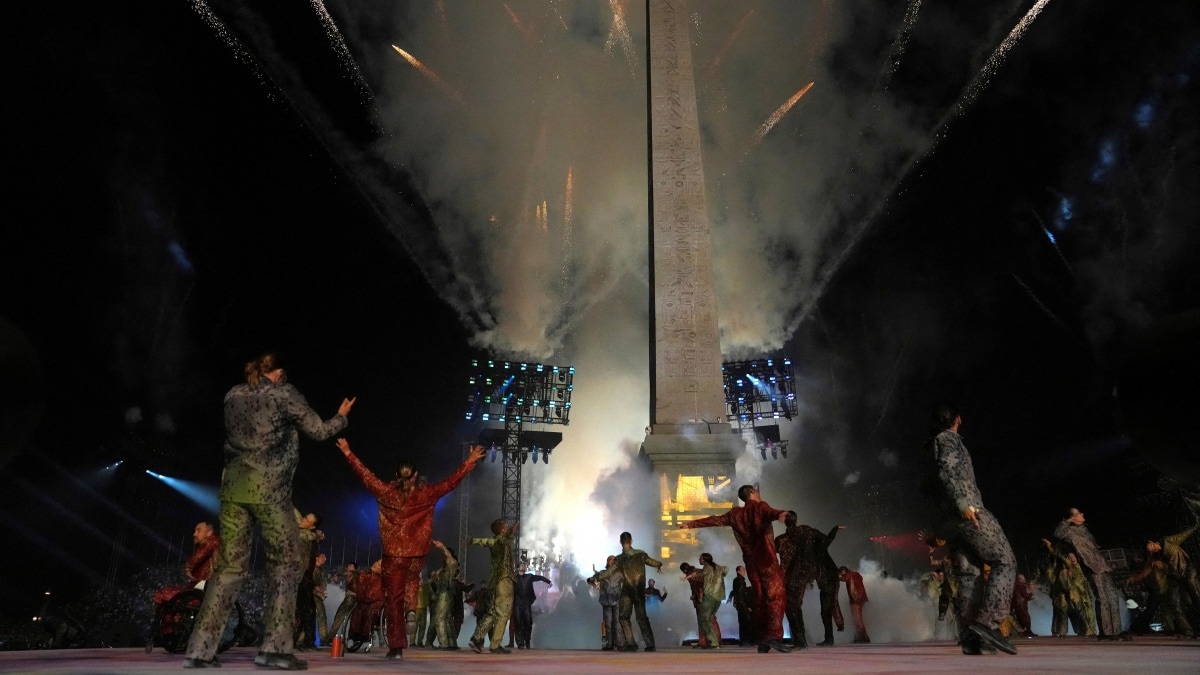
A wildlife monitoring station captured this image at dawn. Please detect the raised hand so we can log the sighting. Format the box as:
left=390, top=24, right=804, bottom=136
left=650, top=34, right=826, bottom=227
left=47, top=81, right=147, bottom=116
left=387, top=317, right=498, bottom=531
left=335, top=438, right=352, bottom=456
left=338, top=396, right=357, bottom=417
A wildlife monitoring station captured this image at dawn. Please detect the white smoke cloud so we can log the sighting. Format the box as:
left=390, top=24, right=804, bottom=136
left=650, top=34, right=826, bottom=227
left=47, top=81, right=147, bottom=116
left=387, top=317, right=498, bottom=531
left=844, top=471, right=861, bottom=486
left=878, top=448, right=899, bottom=469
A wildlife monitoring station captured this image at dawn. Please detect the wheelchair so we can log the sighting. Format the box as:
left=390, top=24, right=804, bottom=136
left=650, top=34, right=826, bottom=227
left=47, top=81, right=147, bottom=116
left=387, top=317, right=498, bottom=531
left=343, top=603, right=388, bottom=653
left=145, top=586, right=244, bottom=654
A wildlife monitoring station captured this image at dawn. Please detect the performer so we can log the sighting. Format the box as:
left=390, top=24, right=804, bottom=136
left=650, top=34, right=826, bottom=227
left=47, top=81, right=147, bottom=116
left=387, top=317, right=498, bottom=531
left=153, top=521, right=221, bottom=609
left=1126, top=528, right=1198, bottom=638
left=775, top=512, right=844, bottom=647
left=467, top=519, right=519, bottom=654
left=614, top=531, right=663, bottom=651
left=1054, top=507, right=1128, bottom=640
left=293, top=511, right=322, bottom=650
left=513, top=563, right=551, bottom=649
left=328, top=562, right=358, bottom=639
left=727, top=566, right=755, bottom=645
left=184, top=352, right=353, bottom=670
left=919, top=403, right=1017, bottom=656
left=644, top=578, right=668, bottom=604
left=698, top=553, right=727, bottom=649
left=348, top=560, right=385, bottom=646
left=335, top=437, right=485, bottom=660
left=311, top=553, right=329, bottom=647
left=680, top=563, right=708, bottom=646
left=680, top=485, right=792, bottom=653
left=428, top=540, right=460, bottom=649
left=414, top=576, right=431, bottom=647
left=1010, top=574, right=1036, bottom=637
left=452, top=577, right=474, bottom=643
left=587, top=555, right=625, bottom=650
left=838, top=566, right=870, bottom=643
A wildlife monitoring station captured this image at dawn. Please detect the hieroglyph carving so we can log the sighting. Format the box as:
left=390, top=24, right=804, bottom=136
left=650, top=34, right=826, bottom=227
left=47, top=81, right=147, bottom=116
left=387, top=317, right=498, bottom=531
left=649, top=0, right=726, bottom=426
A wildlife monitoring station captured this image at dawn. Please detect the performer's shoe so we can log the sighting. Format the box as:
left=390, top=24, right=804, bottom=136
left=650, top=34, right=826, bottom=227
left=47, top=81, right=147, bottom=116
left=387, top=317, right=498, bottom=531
left=768, top=640, right=792, bottom=653
left=385, top=648, right=403, bottom=660
left=183, top=656, right=221, bottom=668
left=469, top=638, right=484, bottom=653
left=620, top=644, right=639, bottom=652
left=815, top=639, right=835, bottom=647
left=253, top=652, right=308, bottom=670
left=601, top=646, right=614, bottom=651
left=490, top=646, right=511, bottom=654
left=757, top=643, right=771, bottom=653
left=644, top=646, right=656, bottom=652
left=967, top=622, right=1017, bottom=655
left=961, top=637, right=997, bottom=656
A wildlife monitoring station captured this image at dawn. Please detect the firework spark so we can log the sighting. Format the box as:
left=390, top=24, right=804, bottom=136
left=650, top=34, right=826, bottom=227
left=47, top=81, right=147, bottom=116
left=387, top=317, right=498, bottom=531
left=187, top=0, right=276, bottom=99
left=605, top=0, right=637, bottom=73
left=753, top=81, right=815, bottom=144
left=310, top=1, right=374, bottom=106
left=880, top=0, right=922, bottom=90
left=537, top=200, right=549, bottom=232
left=704, top=7, right=756, bottom=80
left=788, top=1, right=1053, bottom=335
left=390, top=45, right=464, bottom=104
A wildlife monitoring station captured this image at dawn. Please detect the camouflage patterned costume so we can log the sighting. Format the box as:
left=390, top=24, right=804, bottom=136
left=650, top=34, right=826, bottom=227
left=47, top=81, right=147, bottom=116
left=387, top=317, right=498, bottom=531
left=615, top=543, right=663, bottom=649
left=699, top=561, right=728, bottom=648
left=469, top=528, right=517, bottom=649
left=184, top=378, right=347, bottom=663
left=588, top=561, right=626, bottom=649
left=920, top=428, right=1017, bottom=639
left=429, top=547, right=459, bottom=648
left=1055, top=518, right=1122, bottom=636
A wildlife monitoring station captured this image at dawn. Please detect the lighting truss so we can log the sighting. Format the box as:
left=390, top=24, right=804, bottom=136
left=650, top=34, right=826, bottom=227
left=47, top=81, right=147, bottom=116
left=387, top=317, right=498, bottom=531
left=722, top=357, right=798, bottom=430
left=465, top=359, right=574, bottom=560
left=464, top=359, right=574, bottom=426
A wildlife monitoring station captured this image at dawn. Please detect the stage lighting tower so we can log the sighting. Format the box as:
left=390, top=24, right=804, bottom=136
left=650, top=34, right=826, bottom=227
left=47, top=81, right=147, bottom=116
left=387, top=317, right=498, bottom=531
left=722, top=357, right=798, bottom=460
left=465, top=359, right=574, bottom=556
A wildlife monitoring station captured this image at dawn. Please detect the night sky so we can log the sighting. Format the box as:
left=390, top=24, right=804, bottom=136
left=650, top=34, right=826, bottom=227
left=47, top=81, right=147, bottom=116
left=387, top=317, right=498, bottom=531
left=3, top=0, right=1199, bottom=627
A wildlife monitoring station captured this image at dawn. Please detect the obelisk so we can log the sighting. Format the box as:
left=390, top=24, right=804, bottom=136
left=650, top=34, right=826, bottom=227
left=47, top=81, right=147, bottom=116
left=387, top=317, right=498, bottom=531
left=641, top=0, right=744, bottom=559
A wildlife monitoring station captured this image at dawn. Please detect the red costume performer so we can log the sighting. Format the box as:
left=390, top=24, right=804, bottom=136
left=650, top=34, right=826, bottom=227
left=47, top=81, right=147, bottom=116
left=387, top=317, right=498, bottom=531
left=153, top=526, right=221, bottom=606
left=336, top=438, right=483, bottom=657
left=681, top=486, right=790, bottom=652
left=349, top=563, right=385, bottom=642
left=839, top=566, right=870, bottom=643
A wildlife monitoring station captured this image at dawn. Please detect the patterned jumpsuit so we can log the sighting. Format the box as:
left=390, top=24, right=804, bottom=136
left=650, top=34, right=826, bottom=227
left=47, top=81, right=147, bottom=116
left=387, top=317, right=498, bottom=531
left=920, top=429, right=1016, bottom=637
left=184, top=379, right=346, bottom=662
left=1054, top=519, right=1123, bottom=636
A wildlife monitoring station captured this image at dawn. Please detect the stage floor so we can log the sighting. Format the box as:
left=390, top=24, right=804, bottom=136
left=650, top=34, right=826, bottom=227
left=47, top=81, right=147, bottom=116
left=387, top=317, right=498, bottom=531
left=2, top=637, right=1197, bottom=674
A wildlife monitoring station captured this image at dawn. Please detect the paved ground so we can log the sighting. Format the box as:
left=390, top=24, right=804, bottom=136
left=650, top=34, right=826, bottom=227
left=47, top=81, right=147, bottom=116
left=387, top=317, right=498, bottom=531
left=1, top=637, right=1197, bottom=674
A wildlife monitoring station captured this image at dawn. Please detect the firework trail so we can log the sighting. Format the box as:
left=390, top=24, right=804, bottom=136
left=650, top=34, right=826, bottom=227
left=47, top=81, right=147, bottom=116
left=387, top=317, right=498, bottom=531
left=752, top=81, right=815, bottom=144
left=1011, top=273, right=1073, bottom=335
left=187, top=0, right=276, bottom=100
left=1031, top=210, right=1076, bottom=279
left=560, top=166, right=575, bottom=298
left=786, top=0, right=1053, bottom=336
left=605, top=0, right=637, bottom=73
left=880, top=0, right=922, bottom=91
left=390, top=45, right=464, bottom=104
left=537, top=200, right=549, bottom=232
left=310, top=0, right=375, bottom=107
left=504, top=3, right=535, bottom=42
left=703, top=7, right=756, bottom=80
left=950, top=0, right=1052, bottom=118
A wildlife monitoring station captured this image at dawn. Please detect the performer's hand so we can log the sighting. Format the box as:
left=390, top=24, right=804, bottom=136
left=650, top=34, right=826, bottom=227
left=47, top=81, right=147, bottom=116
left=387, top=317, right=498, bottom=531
left=467, top=444, right=486, bottom=465
left=837, top=525, right=847, bottom=530
left=336, top=438, right=352, bottom=456
left=962, top=506, right=980, bottom=529
left=338, top=397, right=357, bottom=417
left=432, top=539, right=444, bottom=549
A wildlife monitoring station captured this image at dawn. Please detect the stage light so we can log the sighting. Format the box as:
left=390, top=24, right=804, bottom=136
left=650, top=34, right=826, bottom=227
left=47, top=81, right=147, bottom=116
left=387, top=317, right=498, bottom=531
left=542, top=449, right=551, bottom=464
left=490, top=445, right=498, bottom=463
left=531, top=446, right=539, bottom=463
left=146, top=470, right=220, bottom=513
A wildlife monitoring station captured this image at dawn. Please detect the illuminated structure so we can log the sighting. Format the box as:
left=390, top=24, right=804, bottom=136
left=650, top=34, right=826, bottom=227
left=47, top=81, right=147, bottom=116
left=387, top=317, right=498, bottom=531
left=640, top=0, right=746, bottom=563
left=465, top=359, right=573, bottom=557
left=724, top=358, right=798, bottom=460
